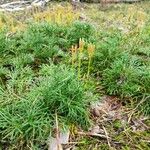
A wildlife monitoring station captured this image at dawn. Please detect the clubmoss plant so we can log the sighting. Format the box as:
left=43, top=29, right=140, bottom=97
left=87, top=43, right=95, bottom=79
left=71, top=45, right=78, bottom=68
left=78, top=38, right=85, bottom=79
left=70, top=39, right=95, bottom=79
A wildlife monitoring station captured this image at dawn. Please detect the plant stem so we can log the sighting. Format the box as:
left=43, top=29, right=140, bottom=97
left=87, top=56, right=92, bottom=79
left=78, top=53, right=81, bottom=79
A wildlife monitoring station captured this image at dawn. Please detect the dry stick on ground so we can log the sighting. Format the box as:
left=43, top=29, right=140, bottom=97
left=102, top=126, right=111, bottom=148
left=101, top=0, right=142, bottom=4
left=128, top=95, right=150, bottom=123
left=77, top=131, right=110, bottom=139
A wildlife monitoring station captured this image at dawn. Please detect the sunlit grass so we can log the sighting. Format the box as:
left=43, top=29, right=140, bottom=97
left=33, top=5, right=79, bottom=25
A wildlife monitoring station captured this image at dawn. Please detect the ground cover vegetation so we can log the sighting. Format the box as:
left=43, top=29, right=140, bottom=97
left=0, top=1, right=150, bottom=149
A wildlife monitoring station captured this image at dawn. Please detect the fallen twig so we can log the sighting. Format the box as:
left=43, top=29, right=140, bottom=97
left=102, top=126, right=111, bottom=148
left=77, top=131, right=110, bottom=139
left=128, top=95, right=150, bottom=123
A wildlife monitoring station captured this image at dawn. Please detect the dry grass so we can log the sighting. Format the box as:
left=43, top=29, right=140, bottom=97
left=0, top=3, right=79, bottom=32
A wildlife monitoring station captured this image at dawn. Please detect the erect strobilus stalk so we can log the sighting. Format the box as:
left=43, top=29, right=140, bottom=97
left=78, top=38, right=85, bottom=79
left=87, top=43, right=95, bottom=79
left=71, top=45, right=77, bottom=69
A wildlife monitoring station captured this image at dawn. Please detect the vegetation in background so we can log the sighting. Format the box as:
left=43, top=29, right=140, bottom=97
left=33, top=5, right=79, bottom=25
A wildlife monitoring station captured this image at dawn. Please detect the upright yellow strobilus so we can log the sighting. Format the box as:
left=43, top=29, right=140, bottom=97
left=71, top=45, right=78, bottom=68
left=79, top=38, right=85, bottom=53
left=78, top=38, right=85, bottom=79
left=87, top=43, right=95, bottom=78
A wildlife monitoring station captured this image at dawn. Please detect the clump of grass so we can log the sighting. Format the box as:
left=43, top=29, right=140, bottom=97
left=68, top=21, right=95, bottom=46
left=0, top=21, right=94, bottom=75
left=37, top=64, right=90, bottom=126
left=101, top=54, right=150, bottom=114
left=18, top=21, right=94, bottom=61
left=102, top=54, right=143, bottom=97
left=0, top=64, right=90, bottom=149
left=84, top=25, right=150, bottom=114
left=93, top=30, right=123, bottom=74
